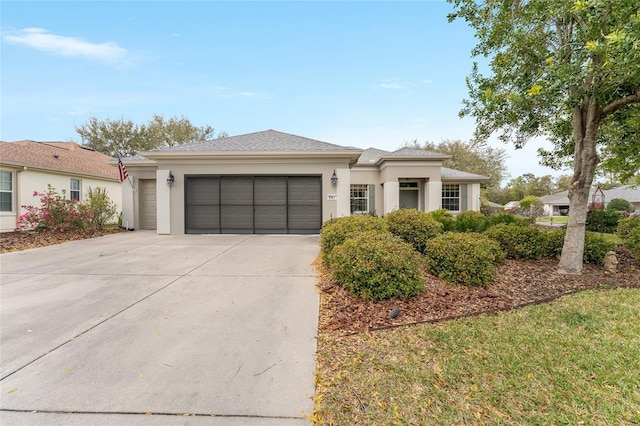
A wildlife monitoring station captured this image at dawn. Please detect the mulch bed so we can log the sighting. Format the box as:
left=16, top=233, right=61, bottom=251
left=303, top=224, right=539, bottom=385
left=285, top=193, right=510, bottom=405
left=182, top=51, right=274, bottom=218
left=316, top=246, right=640, bottom=337
left=0, top=229, right=126, bottom=253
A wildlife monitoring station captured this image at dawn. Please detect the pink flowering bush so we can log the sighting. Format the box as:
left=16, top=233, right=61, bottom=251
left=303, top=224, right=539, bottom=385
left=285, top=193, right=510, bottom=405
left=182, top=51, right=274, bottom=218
left=17, top=185, right=91, bottom=232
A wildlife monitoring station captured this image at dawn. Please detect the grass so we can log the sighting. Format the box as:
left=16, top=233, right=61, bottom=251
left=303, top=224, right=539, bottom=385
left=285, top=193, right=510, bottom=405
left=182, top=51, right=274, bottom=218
left=312, top=289, right=640, bottom=425
left=537, top=216, right=569, bottom=223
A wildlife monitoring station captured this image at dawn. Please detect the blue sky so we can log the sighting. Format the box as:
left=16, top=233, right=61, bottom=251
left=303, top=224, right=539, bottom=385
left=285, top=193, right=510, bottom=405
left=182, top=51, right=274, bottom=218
left=1, top=0, right=567, bottom=181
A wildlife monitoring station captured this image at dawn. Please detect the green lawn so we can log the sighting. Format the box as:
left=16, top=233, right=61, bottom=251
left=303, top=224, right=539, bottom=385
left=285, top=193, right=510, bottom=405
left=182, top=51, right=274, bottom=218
left=312, top=289, right=640, bottom=425
left=537, top=216, right=569, bottom=223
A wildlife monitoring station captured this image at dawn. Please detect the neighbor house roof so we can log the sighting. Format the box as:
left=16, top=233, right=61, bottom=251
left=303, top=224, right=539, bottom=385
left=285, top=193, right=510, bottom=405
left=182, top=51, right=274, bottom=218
left=540, top=185, right=640, bottom=205
left=0, top=140, right=119, bottom=180
left=148, top=129, right=360, bottom=153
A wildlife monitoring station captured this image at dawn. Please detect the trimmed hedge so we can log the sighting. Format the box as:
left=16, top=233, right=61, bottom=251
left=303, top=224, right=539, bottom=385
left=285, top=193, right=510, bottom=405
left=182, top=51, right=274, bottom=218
left=586, top=209, right=625, bottom=233
left=451, top=210, right=489, bottom=233
left=385, top=209, right=443, bottom=253
left=320, top=215, right=388, bottom=259
left=328, top=231, right=425, bottom=301
left=423, top=232, right=505, bottom=287
left=429, top=209, right=456, bottom=231
left=540, top=229, right=616, bottom=264
left=487, top=213, right=531, bottom=227
left=485, top=223, right=544, bottom=260
left=617, top=216, right=640, bottom=240
left=606, top=198, right=634, bottom=213
left=626, top=227, right=640, bottom=260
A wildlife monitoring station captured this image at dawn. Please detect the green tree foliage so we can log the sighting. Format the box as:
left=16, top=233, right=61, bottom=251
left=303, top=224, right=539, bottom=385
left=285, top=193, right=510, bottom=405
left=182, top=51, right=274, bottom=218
left=407, top=139, right=507, bottom=189
left=505, top=173, right=555, bottom=200
left=606, top=198, right=633, bottom=213
left=448, top=0, right=640, bottom=274
left=76, top=114, right=223, bottom=157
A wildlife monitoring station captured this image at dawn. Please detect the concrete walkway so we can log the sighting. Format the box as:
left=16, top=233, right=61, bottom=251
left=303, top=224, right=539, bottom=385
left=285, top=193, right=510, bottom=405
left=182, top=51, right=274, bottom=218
left=0, top=232, right=320, bottom=425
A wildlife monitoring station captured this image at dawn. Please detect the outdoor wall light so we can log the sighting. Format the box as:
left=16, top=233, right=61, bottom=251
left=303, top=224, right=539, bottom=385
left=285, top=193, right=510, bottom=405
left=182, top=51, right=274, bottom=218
left=331, top=170, right=338, bottom=186
left=167, top=170, right=175, bottom=187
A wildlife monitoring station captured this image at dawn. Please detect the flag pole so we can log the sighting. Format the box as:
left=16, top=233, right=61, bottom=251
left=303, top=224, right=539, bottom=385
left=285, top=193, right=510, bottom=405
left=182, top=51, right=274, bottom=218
left=117, top=153, right=135, bottom=191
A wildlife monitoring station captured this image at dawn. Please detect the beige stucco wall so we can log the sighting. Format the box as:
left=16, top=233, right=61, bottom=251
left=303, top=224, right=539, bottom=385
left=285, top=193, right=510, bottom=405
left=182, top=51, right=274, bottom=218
left=0, top=167, right=122, bottom=232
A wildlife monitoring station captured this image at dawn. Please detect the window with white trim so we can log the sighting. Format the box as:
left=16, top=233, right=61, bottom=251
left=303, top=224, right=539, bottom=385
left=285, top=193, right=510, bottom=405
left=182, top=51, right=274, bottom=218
left=70, top=179, right=81, bottom=202
left=0, top=171, right=13, bottom=212
left=350, top=184, right=369, bottom=214
left=442, top=184, right=460, bottom=211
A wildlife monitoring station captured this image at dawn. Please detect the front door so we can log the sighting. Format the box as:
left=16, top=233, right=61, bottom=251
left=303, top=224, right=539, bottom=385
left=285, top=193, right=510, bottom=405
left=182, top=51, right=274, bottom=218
left=399, top=189, right=419, bottom=209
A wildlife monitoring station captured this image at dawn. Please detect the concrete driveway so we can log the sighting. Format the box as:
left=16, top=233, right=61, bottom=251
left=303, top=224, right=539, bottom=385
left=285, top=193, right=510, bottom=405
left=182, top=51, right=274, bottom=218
left=0, top=231, right=320, bottom=425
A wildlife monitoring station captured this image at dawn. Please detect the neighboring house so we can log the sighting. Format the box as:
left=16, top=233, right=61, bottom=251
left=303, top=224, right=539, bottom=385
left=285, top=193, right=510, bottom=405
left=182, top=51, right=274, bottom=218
left=119, top=130, right=488, bottom=235
left=503, top=201, right=520, bottom=212
left=0, top=140, right=122, bottom=232
left=540, top=184, right=640, bottom=216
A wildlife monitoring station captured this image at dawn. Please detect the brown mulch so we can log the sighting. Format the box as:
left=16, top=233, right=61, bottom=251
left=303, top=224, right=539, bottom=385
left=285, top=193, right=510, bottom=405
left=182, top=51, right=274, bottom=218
left=316, top=246, right=640, bottom=338
left=0, top=229, right=126, bottom=253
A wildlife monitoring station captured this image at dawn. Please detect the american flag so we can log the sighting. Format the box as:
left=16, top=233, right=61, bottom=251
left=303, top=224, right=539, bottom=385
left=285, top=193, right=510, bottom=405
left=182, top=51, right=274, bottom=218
left=117, top=155, right=129, bottom=183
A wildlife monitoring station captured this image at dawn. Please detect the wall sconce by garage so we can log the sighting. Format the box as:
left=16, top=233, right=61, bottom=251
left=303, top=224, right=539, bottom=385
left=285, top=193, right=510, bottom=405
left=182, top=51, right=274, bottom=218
left=331, top=170, right=338, bottom=186
left=167, top=170, right=175, bottom=187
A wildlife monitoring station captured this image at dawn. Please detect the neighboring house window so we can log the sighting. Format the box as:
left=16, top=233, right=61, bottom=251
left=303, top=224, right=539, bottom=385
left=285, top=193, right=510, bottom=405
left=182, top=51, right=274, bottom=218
left=350, top=184, right=369, bottom=214
left=70, top=179, right=81, bottom=202
left=442, top=184, right=460, bottom=211
left=0, top=171, right=12, bottom=212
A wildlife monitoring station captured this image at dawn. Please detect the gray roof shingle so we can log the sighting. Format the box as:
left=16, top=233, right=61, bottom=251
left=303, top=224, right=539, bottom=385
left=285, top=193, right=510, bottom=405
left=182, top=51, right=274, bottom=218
left=441, top=167, right=489, bottom=180
left=150, top=129, right=360, bottom=153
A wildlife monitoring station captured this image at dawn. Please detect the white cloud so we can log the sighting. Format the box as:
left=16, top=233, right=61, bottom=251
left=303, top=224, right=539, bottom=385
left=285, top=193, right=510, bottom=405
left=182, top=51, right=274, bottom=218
left=373, top=79, right=406, bottom=90
left=2, top=28, right=130, bottom=66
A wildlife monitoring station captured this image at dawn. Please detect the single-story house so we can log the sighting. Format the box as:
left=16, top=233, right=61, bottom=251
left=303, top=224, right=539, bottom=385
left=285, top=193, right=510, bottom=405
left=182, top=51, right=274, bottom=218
left=119, top=130, right=489, bottom=235
left=0, top=140, right=122, bottom=232
left=541, top=184, right=640, bottom=216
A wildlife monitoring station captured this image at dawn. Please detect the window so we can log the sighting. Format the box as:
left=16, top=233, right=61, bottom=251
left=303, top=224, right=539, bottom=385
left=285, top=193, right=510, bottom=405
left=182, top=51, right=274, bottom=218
left=350, top=184, right=369, bottom=214
left=0, top=171, right=13, bottom=212
left=442, top=184, right=460, bottom=211
left=70, top=179, right=81, bottom=202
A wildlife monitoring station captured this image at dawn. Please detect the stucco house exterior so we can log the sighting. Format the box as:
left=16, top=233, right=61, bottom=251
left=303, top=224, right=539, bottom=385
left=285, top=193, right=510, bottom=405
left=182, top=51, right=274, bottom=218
left=119, top=130, right=488, bottom=234
left=0, top=140, right=122, bottom=232
left=541, top=184, right=640, bottom=216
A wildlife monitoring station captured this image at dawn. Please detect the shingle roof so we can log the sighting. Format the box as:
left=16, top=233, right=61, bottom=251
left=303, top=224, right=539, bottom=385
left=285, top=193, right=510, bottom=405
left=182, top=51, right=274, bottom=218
left=150, top=129, right=360, bottom=153
left=386, top=147, right=448, bottom=158
left=542, top=185, right=640, bottom=205
left=357, top=148, right=391, bottom=164
left=356, top=147, right=449, bottom=164
left=441, top=167, right=489, bottom=180
left=0, top=140, right=119, bottom=180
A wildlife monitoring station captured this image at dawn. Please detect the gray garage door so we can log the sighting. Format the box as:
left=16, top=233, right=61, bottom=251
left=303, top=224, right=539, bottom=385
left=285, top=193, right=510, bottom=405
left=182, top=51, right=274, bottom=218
left=185, top=175, right=321, bottom=234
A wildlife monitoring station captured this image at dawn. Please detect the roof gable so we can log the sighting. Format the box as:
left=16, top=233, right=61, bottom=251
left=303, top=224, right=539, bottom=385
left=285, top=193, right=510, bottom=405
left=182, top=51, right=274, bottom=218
left=150, top=129, right=360, bottom=153
left=0, top=140, right=118, bottom=180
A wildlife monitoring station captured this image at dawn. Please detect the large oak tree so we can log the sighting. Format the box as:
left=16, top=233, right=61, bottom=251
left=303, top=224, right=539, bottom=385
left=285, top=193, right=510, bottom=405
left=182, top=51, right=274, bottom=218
left=448, top=0, right=640, bottom=274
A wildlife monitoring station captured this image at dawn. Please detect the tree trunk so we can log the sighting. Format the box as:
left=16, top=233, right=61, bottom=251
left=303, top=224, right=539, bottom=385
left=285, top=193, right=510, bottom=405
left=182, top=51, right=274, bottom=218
left=557, top=100, right=600, bottom=274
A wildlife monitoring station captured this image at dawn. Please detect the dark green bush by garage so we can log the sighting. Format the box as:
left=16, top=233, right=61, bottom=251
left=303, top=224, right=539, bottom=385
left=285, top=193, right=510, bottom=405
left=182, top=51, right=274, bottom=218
left=385, top=209, right=443, bottom=253
left=328, top=231, right=425, bottom=301
left=320, top=215, right=388, bottom=259
left=423, top=232, right=505, bottom=287
left=485, top=223, right=544, bottom=260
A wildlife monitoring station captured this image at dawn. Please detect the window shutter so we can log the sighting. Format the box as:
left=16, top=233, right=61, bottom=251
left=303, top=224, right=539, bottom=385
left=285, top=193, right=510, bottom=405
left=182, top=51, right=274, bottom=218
left=460, top=184, right=468, bottom=211
left=368, top=184, right=375, bottom=214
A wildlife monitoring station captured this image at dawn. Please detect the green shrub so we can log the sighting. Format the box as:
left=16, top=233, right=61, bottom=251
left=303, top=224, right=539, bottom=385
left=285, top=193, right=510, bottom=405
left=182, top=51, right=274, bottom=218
left=540, top=229, right=615, bottom=264
left=583, top=232, right=616, bottom=265
left=385, top=209, right=443, bottom=253
left=485, top=223, right=544, bottom=259
left=606, top=198, right=634, bottom=213
left=617, top=216, right=640, bottom=240
left=626, top=227, right=640, bottom=260
left=586, top=209, right=624, bottom=233
left=320, top=215, right=388, bottom=259
left=452, top=210, right=490, bottom=233
left=328, top=232, right=424, bottom=301
left=541, top=229, right=566, bottom=259
left=423, top=232, right=505, bottom=287
left=17, top=185, right=89, bottom=232
left=85, top=186, right=118, bottom=230
left=487, top=212, right=531, bottom=227
left=429, top=209, right=456, bottom=231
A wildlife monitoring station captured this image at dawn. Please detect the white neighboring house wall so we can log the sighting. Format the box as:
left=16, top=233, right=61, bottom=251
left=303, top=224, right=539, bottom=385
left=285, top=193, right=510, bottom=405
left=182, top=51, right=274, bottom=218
left=0, top=167, right=122, bottom=232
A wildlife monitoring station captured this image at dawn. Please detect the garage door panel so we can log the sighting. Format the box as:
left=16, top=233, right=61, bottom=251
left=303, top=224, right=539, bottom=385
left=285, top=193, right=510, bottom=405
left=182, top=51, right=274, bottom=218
left=221, top=177, right=253, bottom=205
left=288, top=205, right=321, bottom=232
left=288, top=177, right=321, bottom=204
left=255, top=177, right=287, bottom=205
left=186, top=205, right=220, bottom=232
left=188, top=177, right=219, bottom=204
left=255, top=205, right=287, bottom=233
left=221, top=205, right=253, bottom=233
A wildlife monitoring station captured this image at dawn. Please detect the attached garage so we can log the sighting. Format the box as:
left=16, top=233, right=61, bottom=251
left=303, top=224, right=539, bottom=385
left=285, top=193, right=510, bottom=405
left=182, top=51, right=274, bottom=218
left=185, top=175, right=321, bottom=234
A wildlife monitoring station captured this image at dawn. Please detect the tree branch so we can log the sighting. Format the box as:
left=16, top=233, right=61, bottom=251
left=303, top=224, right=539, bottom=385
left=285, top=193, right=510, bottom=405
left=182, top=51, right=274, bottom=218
left=602, top=90, right=640, bottom=117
